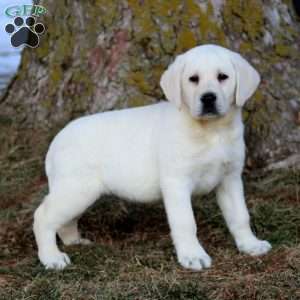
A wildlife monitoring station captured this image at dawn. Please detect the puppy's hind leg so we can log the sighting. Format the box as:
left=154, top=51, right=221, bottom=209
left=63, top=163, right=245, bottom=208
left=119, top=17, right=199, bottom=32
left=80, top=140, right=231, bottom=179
left=58, top=218, right=92, bottom=246
left=33, top=178, right=102, bottom=270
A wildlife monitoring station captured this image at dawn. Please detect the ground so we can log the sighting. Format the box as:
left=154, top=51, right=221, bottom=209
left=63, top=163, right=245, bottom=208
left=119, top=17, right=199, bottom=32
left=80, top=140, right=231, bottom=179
left=0, top=126, right=299, bottom=300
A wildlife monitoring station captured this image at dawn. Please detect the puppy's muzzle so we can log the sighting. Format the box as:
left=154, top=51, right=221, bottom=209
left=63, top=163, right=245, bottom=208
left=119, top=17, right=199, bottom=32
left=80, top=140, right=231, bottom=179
left=200, top=92, right=218, bottom=115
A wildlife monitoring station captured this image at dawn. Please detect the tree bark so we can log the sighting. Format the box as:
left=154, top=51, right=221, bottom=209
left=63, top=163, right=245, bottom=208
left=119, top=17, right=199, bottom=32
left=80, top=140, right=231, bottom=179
left=1, top=0, right=299, bottom=168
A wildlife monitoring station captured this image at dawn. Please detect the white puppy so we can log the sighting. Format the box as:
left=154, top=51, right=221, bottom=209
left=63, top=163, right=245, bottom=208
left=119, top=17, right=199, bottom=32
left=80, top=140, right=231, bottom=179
left=33, top=44, right=271, bottom=271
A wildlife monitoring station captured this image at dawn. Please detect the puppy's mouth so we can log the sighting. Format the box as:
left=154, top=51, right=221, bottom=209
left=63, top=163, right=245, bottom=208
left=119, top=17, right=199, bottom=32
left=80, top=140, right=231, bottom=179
left=191, top=103, right=224, bottom=120
left=193, top=111, right=221, bottom=121
left=202, top=106, right=218, bottom=116
left=199, top=113, right=220, bottom=120
left=199, top=107, right=220, bottom=119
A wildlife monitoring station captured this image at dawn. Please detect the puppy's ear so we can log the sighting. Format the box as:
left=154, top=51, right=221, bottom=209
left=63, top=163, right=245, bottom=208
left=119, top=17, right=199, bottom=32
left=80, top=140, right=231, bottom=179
left=160, top=55, right=185, bottom=109
left=230, top=52, right=260, bottom=107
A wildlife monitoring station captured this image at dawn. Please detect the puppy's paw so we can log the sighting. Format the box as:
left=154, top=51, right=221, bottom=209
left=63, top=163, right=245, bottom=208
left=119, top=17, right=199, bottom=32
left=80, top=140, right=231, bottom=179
left=177, top=245, right=212, bottom=271
left=178, top=253, right=212, bottom=271
left=238, top=239, right=272, bottom=256
left=39, top=250, right=71, bottom=270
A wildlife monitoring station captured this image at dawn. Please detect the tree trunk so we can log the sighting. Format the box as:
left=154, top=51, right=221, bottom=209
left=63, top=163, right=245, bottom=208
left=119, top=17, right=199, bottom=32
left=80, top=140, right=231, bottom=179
left=1, top=0, right=299, bottom=168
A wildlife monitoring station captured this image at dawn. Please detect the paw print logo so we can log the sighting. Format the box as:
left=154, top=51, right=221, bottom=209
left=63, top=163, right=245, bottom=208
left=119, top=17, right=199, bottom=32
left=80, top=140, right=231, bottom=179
left=5, top=16, right=45, bottom=48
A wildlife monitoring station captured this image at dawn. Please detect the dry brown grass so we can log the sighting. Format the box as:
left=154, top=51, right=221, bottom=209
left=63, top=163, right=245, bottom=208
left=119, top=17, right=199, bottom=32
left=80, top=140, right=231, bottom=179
left=0, top=123, right=299, bottom=299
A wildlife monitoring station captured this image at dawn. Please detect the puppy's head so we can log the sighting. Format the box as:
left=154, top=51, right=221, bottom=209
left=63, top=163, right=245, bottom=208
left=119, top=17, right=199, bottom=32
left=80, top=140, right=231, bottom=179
left=160, top=44, right=260, bottom=120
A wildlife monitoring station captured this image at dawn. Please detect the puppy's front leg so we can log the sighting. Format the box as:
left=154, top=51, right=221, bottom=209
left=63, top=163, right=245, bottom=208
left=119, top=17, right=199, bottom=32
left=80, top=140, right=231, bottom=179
left=216, top=173, right=271, bottom=256
left=162, top=179, right=211, bottom=271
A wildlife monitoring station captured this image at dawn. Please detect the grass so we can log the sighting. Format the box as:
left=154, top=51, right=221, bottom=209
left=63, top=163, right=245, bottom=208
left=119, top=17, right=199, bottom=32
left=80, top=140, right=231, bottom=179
left=0, top=123, right=299, bottom=300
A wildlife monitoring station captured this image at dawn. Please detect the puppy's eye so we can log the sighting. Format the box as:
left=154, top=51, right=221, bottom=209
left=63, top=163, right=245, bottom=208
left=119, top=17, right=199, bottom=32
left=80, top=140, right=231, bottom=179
left=189, top=75, right=199, bottom=84
left=217, top=73, right=229, bottom=82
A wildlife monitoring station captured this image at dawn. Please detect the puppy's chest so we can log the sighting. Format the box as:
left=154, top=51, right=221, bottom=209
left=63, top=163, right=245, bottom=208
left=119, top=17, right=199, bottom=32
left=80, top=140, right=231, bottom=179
left=185, top=137, right=240, bottom=194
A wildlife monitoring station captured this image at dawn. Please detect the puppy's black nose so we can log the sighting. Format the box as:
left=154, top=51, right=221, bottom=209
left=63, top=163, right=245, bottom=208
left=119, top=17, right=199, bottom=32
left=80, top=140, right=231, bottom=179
left=201, top=92, right=217, bottom=115
left=201, top=92, right=217, bottom=105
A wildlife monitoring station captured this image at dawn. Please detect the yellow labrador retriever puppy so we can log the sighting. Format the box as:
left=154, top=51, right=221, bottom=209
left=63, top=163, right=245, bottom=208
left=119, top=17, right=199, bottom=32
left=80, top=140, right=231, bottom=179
left=34, top=44, right=271, bottom=271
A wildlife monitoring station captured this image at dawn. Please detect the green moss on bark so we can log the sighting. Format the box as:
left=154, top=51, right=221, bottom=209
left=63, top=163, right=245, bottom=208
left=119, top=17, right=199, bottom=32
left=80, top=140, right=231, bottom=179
left=224, top=0, right=264, bottom=41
